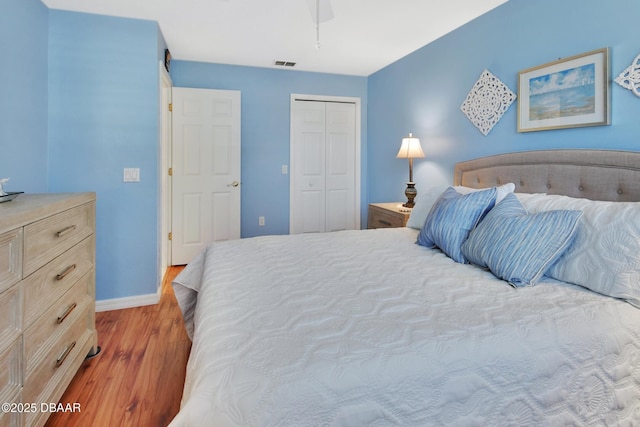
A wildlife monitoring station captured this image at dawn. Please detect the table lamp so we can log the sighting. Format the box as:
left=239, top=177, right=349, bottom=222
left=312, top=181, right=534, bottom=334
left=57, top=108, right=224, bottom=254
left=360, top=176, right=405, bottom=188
left=396, top=133, right=425, bottom=208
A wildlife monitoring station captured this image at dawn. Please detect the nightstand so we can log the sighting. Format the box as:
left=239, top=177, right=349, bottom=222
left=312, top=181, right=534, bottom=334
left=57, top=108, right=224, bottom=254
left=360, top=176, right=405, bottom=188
left=367, top=203, right=411, bottom=229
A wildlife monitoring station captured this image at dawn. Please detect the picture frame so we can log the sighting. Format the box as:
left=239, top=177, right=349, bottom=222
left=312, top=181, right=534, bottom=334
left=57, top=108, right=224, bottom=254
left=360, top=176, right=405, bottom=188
left=517, top=47, right=610, bottom=132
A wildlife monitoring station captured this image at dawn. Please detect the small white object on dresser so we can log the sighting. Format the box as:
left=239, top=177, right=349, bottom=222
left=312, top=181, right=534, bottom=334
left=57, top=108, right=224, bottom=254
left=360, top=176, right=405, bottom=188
left=0, top=193, right=98, bottom=427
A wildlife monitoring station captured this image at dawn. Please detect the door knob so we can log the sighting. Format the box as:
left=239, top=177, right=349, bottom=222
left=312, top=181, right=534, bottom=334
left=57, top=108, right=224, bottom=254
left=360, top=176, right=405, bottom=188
left=228, top=181, right=240, bottom=187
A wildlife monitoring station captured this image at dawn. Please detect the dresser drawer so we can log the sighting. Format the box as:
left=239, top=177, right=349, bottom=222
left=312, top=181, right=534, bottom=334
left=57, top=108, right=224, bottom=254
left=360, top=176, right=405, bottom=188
left=24, top=275, right=91, bottom=375
left=23, top=305, right=92, bottom=407
left=23, top=202, right=95, bottom=277
left=23, top=236, right=94, bottom=328
left=0, top=193, right=96, bottom=427
left=0, top=338, right=22, bottom=406
left=0, top=286, right=22, bottom=355
left=0, top=229, right=22, bottom=294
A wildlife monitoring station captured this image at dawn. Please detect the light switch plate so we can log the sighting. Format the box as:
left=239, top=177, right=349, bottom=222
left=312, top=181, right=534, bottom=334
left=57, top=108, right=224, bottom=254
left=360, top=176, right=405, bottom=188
left=123, top=168, right=140, bottom=182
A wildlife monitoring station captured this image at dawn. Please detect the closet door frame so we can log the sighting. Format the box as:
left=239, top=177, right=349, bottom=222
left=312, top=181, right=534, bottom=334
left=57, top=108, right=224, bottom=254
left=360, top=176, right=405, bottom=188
left=289, top=94, right=362, bottom=234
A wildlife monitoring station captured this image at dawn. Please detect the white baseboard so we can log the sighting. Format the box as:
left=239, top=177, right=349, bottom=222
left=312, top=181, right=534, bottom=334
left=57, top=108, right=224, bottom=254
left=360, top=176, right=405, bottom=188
left=96, top=291, right=160, bottom=312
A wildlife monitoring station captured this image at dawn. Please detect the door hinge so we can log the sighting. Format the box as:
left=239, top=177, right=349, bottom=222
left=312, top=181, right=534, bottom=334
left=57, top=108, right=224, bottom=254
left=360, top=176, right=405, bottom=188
left=168, top=232, right=172, bottom=241
left=168, top=103, right=172, bottom=112
left=168, top=167, right=173, bottom=176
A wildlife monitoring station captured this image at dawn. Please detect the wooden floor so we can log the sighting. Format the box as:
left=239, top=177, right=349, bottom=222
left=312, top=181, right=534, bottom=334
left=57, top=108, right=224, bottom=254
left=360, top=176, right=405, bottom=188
left=45, top=266, right=189, bottom=427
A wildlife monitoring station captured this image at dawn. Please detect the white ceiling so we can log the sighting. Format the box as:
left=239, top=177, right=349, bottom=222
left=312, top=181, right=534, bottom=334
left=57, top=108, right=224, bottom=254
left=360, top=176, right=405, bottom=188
left=41, top=0, right=508, bottom=76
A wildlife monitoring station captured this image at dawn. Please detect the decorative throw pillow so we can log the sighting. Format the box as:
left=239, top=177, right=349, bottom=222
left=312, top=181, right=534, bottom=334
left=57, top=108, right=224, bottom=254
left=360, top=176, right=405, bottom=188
left=461, top=193, right=582, bottom=287
left=519, top=193, right=640, bottom=306
left=417, top=186, right=496, bottom=263
left=407, top=183, right=514, bottom=230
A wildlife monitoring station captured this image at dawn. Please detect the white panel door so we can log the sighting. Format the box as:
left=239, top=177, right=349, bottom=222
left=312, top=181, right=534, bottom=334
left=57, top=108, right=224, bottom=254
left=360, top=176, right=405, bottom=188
left=326, top=102, right=356, bottom=231
left=171, top=87, right=241, bottom=265
left=292, top=101, right=326, bottom=233
left=291, top=98, right=357, bottom=234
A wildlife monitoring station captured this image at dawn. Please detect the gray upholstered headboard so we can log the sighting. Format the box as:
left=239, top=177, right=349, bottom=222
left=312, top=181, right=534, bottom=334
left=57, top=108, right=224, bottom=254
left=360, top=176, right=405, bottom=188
left=454, top=150, right=640, bottom=202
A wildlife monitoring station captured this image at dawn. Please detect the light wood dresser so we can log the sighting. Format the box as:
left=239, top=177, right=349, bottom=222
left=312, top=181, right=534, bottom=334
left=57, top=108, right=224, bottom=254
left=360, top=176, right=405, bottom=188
left=367, top=203, right=411, bottom=229
left=0, top=193, right=98, bottom=427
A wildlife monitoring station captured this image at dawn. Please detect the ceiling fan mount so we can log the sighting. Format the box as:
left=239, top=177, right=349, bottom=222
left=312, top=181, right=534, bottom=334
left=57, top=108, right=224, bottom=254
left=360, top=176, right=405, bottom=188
left=306, top=0, right=334, bottom=49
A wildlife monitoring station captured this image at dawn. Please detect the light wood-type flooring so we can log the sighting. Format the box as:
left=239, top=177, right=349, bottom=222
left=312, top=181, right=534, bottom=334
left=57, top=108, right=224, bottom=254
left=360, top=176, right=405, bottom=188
left=44, top=266, right=189, bottom=427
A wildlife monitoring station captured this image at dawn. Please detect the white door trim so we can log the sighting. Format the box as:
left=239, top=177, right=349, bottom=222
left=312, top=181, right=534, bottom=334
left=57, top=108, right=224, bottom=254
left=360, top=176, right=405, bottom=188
left=159, top=61, right=172, bottom=288
left=289, top=94, right=361, bottom=234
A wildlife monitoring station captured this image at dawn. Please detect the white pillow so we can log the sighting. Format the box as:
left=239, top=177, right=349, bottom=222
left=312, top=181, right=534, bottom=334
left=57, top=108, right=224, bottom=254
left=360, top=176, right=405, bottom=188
left=407, top=183, right=515, bottom=230
left=455, top=182, right=515, bottom=204
left=519, top=193, right=640, bottom=307
left=406, top=184, right=448, bottom=229
left=514, top=192, right=546, bottom=204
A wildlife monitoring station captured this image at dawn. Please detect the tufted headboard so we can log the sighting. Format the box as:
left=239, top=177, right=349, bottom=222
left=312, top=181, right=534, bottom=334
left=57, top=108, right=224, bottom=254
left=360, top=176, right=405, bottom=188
left=454, top=149, right=640, bottom=202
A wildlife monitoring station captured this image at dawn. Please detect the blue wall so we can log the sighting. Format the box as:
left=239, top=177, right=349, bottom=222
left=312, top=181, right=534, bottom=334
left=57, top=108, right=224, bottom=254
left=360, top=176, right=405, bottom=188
left=0, top=0, right=49, bottom=193
left=171, top=62, right=368, bottom=236
left=6, top=0, right=640, bottom=302
left=368, top=0, right=640, bottom=204
left=47, top=11, right=163, bottom=301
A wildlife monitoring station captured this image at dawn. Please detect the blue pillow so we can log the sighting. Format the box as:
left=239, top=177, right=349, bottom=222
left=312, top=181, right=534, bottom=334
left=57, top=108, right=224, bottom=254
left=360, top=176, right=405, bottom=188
left=461, top=193, right=583, bottom=287
left=417, top=187, right=497, bottom=263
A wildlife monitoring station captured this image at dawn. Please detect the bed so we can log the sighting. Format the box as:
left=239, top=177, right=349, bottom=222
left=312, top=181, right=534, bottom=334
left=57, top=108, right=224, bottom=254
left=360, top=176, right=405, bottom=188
left=169, top=149, right=640, bottom=426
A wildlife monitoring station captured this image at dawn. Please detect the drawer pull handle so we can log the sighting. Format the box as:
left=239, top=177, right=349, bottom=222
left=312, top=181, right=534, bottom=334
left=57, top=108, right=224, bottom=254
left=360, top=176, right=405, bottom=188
left=56, top=225, right=77, bottom=238
left=56, top=264, right=77, bottom=281
left=57, top=302, right=78, bottom=324
left=377, top=219, right=392, bottom=226
left=56, top=341, right=76, bottom=367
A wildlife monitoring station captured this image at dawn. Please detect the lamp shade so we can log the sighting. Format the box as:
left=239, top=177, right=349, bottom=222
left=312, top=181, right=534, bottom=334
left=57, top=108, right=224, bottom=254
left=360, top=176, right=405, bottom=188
left=396, top=133, right=425, bottom=159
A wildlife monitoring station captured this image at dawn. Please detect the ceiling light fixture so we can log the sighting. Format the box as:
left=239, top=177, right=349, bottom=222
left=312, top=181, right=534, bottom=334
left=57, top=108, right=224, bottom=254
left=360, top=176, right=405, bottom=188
left=315, top=0, right=320, bottom=49
left=306, top=0, right=333, bottom=50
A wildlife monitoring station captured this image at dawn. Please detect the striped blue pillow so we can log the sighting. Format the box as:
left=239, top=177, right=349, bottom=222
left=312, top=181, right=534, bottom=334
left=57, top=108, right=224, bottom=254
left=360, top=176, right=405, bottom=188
left=461, top=193, right=583, bottom=287
left=417, top=187, right=497, bottom=263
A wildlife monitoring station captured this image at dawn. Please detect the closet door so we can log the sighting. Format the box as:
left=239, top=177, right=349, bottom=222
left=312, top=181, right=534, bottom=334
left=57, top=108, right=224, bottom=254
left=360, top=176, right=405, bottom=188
left=325, top=102, right=356, bottom=231
left=292, top=100, right=326, bottom=234
left=290, top=99, right=357, bottom=234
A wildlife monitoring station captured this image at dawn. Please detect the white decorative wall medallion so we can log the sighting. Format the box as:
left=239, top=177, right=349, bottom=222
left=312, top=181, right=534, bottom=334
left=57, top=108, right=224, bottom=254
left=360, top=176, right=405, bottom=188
left=615, top=53, right=640, bottom=97
left=460, top=69, right=516, bottom=136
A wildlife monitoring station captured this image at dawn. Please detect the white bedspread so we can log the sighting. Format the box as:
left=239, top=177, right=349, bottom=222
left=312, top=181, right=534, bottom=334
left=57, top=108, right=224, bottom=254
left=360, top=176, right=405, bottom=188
left=170, top=228, right=640, bottom=426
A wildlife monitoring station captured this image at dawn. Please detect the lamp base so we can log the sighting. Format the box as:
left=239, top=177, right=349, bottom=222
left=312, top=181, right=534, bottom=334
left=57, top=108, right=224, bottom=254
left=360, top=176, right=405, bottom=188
left=403, top=182, right=417, bottom=208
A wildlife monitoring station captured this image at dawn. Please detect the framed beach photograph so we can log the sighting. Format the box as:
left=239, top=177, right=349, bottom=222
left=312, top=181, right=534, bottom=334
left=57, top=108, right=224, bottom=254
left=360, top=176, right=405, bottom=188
left=517, top=48, right=610, bottom=132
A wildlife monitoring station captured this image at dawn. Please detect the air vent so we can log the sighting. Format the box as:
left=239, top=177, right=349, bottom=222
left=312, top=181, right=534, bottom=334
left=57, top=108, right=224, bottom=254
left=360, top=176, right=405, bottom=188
left=273, top=60, right=296, bottom=67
